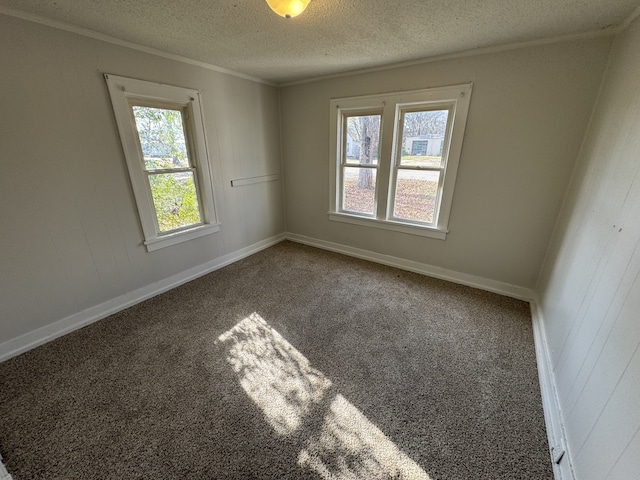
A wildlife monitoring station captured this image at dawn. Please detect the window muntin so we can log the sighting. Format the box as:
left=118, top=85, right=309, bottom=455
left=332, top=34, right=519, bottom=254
left=105, top=74, right=220, bottom=252
left=329, top=84, right=472, bottom=239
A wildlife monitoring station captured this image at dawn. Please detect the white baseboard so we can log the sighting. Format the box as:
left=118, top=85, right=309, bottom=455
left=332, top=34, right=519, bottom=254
left=530, top=298, right=575, bottom=480
left=285, top=233, right=534, bottom=301
left=1, top=231, right=533, bottom=362
left=0, top=233, right=286, bottom=363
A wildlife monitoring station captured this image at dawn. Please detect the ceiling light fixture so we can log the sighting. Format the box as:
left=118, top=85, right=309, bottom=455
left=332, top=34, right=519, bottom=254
left=265, top=0, right=310, bottom=19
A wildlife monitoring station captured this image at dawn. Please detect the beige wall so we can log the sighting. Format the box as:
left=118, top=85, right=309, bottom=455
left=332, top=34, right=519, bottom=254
left=537, top=16, right=640, bottom=480
left=0, top=14, right=284, bottom=345
left=280, top=38, right=612, bottom=289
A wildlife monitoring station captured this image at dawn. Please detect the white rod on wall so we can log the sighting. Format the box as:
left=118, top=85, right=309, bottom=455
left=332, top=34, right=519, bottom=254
left=230, top=174, right=279, bottom=187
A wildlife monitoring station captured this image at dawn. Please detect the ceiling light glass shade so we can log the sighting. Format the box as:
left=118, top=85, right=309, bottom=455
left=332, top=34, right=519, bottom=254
left=265, top=0, right=310, bottom=18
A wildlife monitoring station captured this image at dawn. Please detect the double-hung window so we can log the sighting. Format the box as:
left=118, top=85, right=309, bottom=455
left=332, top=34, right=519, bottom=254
left=105, top=74, right=220, bottom=251
left=329, top=84, right=472, bottom=239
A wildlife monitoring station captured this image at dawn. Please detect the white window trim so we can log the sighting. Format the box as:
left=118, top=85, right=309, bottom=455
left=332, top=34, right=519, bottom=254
left=329, top=84, right=472, bottom=239
left=105, top=74, right=220, bottom=252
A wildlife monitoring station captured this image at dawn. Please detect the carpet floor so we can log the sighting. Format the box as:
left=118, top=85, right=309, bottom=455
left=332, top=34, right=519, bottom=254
left=0, top=241, right=553, bottom=479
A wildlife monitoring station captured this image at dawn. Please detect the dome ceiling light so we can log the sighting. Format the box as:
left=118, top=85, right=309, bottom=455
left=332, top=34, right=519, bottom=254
left=265, top=0, right=311, bottom=19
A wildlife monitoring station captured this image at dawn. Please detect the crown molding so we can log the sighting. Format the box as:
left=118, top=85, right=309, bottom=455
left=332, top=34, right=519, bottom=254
left=0, top=6, right=275, bottom=86
left=280, top=27, right=618, bottom=87
left=1, top=3, right=637, bottom=89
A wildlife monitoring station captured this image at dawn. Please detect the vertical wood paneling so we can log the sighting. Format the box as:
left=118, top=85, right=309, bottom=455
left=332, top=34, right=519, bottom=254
left=607, top=428, right=640, bottom=479
left=574, top=348, right=640, bottom=478
left=537, top=15, right=640, bottom=480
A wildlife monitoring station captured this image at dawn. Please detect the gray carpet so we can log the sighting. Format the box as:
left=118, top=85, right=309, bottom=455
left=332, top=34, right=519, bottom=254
left=0, top=241, right=553, bottom=479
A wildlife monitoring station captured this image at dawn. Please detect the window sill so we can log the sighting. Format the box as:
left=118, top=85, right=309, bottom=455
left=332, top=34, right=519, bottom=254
left=144, top=223, right=221, bottom=252
left=328, top=213, right=447, bottom=240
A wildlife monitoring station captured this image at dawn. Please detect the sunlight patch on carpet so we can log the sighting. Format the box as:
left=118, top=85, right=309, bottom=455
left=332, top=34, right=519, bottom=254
left=298, top=393, right=430, bottom=480
left=217, top=312, right=431, bottom=480
left=216, top=312, right=332, bottom=435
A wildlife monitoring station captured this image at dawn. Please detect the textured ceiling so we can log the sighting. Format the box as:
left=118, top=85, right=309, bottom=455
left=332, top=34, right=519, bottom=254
left=1, top=0, right=638, bottom=84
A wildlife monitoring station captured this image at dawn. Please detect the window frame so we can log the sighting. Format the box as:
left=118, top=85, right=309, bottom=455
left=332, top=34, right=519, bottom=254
left=339, top=108, right=383, bottom=217
left=388, top=103, right=454, bottom=226
left=329, top=84, right=472, bottom=240
left=105, top=74, right=220, bottom=252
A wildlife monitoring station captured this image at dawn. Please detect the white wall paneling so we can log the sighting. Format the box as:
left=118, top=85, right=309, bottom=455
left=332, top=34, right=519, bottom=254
left=536, top=15, right=640, bottom=480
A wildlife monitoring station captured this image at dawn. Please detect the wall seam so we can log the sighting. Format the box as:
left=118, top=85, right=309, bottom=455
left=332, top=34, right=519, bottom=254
left=277, top=87, right=288, bottom=233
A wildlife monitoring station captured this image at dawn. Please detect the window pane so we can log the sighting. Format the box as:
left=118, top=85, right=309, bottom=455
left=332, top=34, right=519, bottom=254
left=400, top=110, right=449, bottom=167
left=343, top=167, right=377, bottom=215
left=132, top=106, right=190, bottom=170
left=345, top=114, right=381, bottom=165
left=148, top=172, right=202, bottom=232
left=393, top=170, right=440, bottom=224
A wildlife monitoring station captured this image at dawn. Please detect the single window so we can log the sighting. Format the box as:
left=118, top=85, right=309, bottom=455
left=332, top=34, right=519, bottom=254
left=131, top=105, right=203, bottom=233
left=105, top=75, right=220, bottom=251
left=329, top=84, right=472, bottom=239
